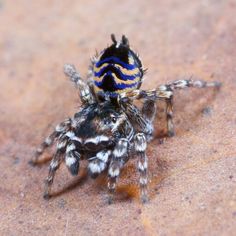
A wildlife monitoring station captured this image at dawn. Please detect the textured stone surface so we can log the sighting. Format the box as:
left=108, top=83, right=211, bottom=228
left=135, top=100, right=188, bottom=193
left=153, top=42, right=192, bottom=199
left=0, top=0, right=236, bottom=235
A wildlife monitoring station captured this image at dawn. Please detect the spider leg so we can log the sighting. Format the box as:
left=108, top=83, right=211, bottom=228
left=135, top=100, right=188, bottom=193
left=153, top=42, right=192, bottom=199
left=119, top=79, right=221, bottom=101
left=141, top=99, right=157, bottom=122
left=141, top=97, right=174, bottom=137
left=156, top=79, right=221, bottom=137
left=43, top=131, right=70, bottom=199
left=64, top=64, right=95, bottom=105
left=29, top=118, right=72, bottom=165
left=107, top=138, right=129, bottom=204
left=43, top=149, right=64, bottom=199
left=88, top=150, right=111, bottom=178
left=44, top=132, right=82, bottom=198
left=134, top=133, right=148, bottom=203
left=120, top=101, right=154, bottom=140
left=65, top=141, right=81, bottom=176
left=165, top=96, right=174, bottom=137
left=119, top=78, right=221, bottom=137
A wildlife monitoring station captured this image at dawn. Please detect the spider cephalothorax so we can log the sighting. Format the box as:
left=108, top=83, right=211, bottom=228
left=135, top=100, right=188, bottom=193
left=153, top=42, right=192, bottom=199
left=31, top=34, right=221, bottom=203
left=59, top=103, right=131, bottom=179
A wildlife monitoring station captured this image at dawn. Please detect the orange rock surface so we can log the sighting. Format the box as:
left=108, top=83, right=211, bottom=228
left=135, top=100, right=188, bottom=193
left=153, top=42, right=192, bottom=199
left=0, top=0, right=236, bottom=235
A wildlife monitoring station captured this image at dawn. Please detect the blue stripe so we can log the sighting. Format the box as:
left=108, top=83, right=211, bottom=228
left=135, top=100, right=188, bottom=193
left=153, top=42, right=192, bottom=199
left=94, top=66, right=140, bottom=81
left=94, top=80, right=137, bottom=89
left=96, top=56, right=136, bottom=70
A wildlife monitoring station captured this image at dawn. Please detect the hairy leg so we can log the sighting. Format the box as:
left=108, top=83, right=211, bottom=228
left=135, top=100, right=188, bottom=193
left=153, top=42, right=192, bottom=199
left=166, top=96, right=174, bottom=137
left=65, top=142, right=81, bottom=176
left=119, top=78, right=221, bottom=101
left=157, top=79, right=221, bottom=137
left=44, top=127, right=84, bottom=198
left=88, top=150, right=111, bottom=178
left=107, top=138, right=129, bottom=204
left=120, top=101, right=154, bottom=141
left=64, top=64, right=95, bottom=105
left=30, top=118, right=72, bottom=165
left=43, top=150, right=64, bottom=199
left=134, top=133, right=148, bottom=203
left=119, top=78, right=221, bottom=137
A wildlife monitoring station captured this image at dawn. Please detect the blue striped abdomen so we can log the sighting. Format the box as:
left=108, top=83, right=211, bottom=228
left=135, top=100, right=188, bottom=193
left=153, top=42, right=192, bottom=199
left=93, top=54, right=143, bottom=97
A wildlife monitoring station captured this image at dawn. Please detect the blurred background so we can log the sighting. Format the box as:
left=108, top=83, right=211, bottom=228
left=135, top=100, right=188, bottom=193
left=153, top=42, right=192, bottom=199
left=0, top=0, right=236, bottom=235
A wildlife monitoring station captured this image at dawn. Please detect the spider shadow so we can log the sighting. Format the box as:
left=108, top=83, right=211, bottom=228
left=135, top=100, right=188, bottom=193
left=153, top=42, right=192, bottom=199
left=29, top=156, right=89, bottom=199
left=30, top=154, right=137, bottom=202
left=75, top=163, right=139, bottom=203
left=28, top=155, right=52, bottom=167
left=54, top=171, right=136, bottom=203
left=50, top=169, right=89, bottom=198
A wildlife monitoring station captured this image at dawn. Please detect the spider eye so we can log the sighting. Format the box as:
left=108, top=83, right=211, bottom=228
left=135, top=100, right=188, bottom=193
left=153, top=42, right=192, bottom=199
left=111, top=117, right=117, bottom=123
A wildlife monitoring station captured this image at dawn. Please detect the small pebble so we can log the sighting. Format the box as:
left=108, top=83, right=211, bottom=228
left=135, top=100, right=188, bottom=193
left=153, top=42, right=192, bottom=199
left=202, top=107, right=212, bottom=116
left=57, top=198, right=67, bottom=209
left=13, top=156, right=20, bottom=164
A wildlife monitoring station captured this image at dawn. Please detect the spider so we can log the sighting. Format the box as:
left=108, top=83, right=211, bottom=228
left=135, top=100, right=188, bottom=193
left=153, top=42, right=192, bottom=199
left=30, top=34, right=221, bottom=203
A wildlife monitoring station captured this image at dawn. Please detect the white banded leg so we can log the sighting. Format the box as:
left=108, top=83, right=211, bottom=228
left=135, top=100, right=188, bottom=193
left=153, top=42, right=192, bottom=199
left=166, top=96, right=174, bottom=137
left=120, top=102, right=154, bottom=139
left=30, top=118, right=72, bottom=165
left=88, top=150, right=111, bottom=178
left=65, top=142, right=81, bottom=176
left=64, top=64, right=95, bottom=105
left=44, top=150, right=63, bottom=199
left=29, top=131, right=57, bottom=166
left=156, top=79, right=221, bottom=137
left=167, top=79, right=222, bottom=90
left=134, top=133, right=148, bottom=203
left=43, top=135, right=70, bottom=199
left=156, top=79, right=222, bottom=101
left=119, top=79, right=221, bottom=141
left=119, top=79, right=221, bottom=101
left=107, top=138, right=129, bottom=204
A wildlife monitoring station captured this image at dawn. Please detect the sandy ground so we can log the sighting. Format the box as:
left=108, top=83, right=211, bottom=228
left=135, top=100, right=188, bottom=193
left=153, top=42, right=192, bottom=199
left=0, top=0, right=236, bottom=235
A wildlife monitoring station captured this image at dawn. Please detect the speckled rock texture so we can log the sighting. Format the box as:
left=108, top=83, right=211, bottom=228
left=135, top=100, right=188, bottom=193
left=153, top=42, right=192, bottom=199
left=0, top=0, right=236, bottom=235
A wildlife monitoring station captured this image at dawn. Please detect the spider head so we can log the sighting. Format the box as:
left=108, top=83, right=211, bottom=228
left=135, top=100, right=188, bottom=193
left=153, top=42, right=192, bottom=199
left=75, top=103, right=126, bottom=143
left=96, top=103, right=126, bottom=133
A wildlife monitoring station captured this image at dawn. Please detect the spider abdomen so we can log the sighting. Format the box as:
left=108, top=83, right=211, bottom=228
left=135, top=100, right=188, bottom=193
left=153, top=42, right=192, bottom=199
left=93, top=36, right=144, bottom=98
